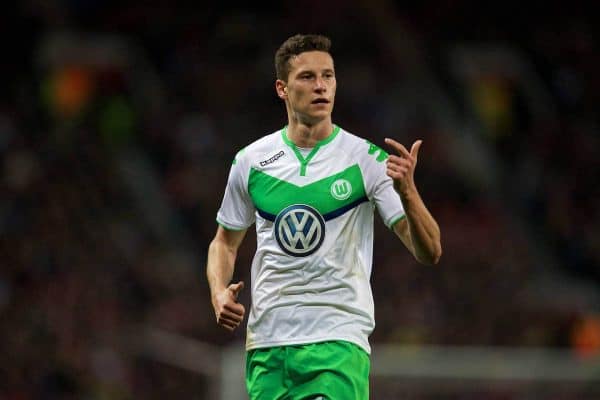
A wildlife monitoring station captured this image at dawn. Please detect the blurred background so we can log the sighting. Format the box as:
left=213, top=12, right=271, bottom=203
left=1, top=1, right=599, bottom=399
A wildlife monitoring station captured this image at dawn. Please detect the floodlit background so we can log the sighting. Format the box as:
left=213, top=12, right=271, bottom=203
left=1, top=1, right=599, bottom=398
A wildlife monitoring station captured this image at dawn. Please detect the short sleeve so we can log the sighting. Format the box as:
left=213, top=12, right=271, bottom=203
left=216, top=155, right=255, bottom=230
left=360, top=142, right=405, bottom=228
left=372, top=171, right=405, bottom=228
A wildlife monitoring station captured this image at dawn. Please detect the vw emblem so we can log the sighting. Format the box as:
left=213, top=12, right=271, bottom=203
left=274, top=204, right=325, bottom=257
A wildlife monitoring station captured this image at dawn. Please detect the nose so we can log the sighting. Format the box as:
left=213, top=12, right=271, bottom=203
left=315, top=77, right=326, bottom=93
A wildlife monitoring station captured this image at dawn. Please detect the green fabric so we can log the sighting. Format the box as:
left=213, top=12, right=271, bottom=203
left=365, top=140, right=388, bottom=162
left=248, top=164, right=366, bottom=218
left=246, top=340, right=370, bottom=400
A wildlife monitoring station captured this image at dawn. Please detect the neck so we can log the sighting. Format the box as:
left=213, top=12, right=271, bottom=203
left=286, top=117, right=333, bottom=148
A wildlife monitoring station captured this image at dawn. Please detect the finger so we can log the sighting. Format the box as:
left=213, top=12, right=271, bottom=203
left=387, top=167, right=408, bottom=177
left=222, top=304, right=244, bottom=319
left=219, top=320, right=236, bottom=331
left=224, top=302, right=245, bottom=316
left=219, top=308, right=244, bottom=322
left=387, top=163, right=408, bottom=175
left=386, top=170, right=404, bottom=180
left=229, top=281, right=244, bottom=298
left=386, top=156, right=413, bottom=168
left=389, top=164, right=409, bottom=173
left=410, top=140, right=423, bottom=158
left=218, top=313, right=242, bottom=326
left=217, top=312, right=241, bottom=326
left=217, top=315, right=237, bottom=327
left=386, top=159, right=409, bottom=172
left=384, top=138, right=411, bottom=158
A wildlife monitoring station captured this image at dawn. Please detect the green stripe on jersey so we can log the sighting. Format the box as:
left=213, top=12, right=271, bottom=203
left=248, top=164, right=367, bottom=217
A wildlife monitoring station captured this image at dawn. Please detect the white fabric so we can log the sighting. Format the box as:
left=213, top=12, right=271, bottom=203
left=217, top=126, right=404, bottom=354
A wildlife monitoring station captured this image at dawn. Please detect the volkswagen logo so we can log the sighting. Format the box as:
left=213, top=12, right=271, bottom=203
left=274, top=204, right=325, bottom=257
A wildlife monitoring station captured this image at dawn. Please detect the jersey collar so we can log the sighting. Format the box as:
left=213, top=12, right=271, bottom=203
left=281, top=125, right=341, bottom=176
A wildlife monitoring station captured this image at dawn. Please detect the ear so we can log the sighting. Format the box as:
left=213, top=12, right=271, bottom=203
left=275, top=79, right=287, bottom=99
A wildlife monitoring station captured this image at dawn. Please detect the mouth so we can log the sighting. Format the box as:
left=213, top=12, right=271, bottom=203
left=311, top=98, right=330, bottom=105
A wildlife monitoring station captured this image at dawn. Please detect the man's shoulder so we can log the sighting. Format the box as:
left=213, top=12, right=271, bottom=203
left=338, top=127, right=366, bottom=147
left=337, top=127, right=388, bottom=163
left=233, top=129, right=283, bottom=165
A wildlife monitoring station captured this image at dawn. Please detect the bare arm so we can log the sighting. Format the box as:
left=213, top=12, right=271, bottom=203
left=392, top=196, right=441, bottom=265
left=385, top=138, right=442, bottom=265
left=206, top=225, right=248, bottom=331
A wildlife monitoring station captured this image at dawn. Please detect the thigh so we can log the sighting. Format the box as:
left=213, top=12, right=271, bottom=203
left=246, top=347, right=288, bottom=400
left=287, top=341, right=370, bottom=400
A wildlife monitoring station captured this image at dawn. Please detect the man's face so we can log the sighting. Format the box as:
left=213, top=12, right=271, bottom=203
left=283, top=51, right=336, bottom=124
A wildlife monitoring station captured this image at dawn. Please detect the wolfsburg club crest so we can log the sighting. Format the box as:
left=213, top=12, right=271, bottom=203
left=330, top=179, right=352, bottom=200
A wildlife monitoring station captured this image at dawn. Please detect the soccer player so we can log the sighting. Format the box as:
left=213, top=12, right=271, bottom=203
left=207, top=34, right=441, bottom=399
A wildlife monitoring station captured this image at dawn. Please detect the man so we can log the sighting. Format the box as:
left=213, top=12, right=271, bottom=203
left=207, top=34, right=441, bottom=399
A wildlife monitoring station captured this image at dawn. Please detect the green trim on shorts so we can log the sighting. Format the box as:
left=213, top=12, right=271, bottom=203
left=246, top=340, right=370, bottom=400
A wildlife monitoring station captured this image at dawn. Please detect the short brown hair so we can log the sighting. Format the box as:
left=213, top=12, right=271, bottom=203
left=274, top=34, right=332, bottom=81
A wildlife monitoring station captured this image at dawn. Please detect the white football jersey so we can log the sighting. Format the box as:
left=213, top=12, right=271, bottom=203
left=217, top=125, right=405, bottom=354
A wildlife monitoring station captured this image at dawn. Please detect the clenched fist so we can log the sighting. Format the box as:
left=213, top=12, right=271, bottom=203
left=212, top=281, right=245, bottom=332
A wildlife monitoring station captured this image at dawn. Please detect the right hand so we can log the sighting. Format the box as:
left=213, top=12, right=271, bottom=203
left=211, top=281, right=245, bottom=332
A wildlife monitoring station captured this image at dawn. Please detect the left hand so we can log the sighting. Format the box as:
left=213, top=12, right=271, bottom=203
left=384, top=138, right=422, bottom=195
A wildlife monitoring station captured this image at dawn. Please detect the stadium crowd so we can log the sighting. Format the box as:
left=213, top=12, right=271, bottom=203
left=1, top=2, right=598, bottom=398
